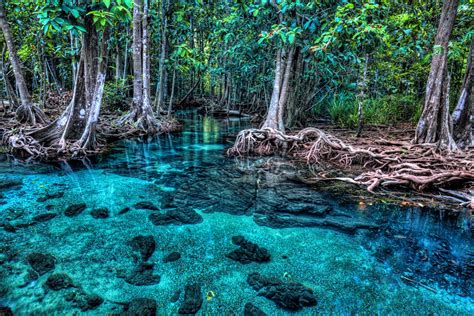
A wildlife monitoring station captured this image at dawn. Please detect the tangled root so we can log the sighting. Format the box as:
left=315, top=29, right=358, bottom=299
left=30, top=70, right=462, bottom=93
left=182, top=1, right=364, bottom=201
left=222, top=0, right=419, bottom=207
left=227, top=127, right=474, bottom=192
left=15, top=104, right=47, bottom=125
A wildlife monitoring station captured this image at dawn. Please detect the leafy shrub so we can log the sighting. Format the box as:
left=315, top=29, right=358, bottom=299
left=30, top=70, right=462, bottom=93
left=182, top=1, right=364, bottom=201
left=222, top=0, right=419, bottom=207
left=103, top=79, right=130, bottom=112
left=317, top=93, right=421, bottom=127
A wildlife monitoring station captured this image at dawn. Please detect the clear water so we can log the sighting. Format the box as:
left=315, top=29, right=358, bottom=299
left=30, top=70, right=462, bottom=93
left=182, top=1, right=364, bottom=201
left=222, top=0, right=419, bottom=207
left=0, top=111, right=472, bottom=315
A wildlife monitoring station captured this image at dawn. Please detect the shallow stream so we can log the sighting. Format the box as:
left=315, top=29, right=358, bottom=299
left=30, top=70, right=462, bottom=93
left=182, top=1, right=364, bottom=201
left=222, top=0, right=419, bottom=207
left=0, top=112, right=472, bottom=315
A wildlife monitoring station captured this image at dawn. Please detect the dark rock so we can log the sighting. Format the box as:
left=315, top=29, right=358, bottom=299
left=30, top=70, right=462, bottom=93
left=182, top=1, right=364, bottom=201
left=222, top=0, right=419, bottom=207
left=27, top=252, right=55, bottom=275
left=118, top=207, right=130, bottom=215
left=247, top=272, right=317, bottom=311
left=178, top=283, right=202, bottom=314
left=125, top=263, right=160, bottom=286
left=23, top=269, right=39, bottom=284
left=32, top=213, right=57, bottom=223
left=3, top=223, right=16, bottom=233
left=45, top=273, right=74, bottom=290
left=134, top=201, right=159, bottom=211
left=149, top=209, right=202, bottom=226
left=0, top=305, right=13, bottom=316
left=0, top=193, right=4, bottom=199
left=90, top=208, right=110, bottom=219
left=66, top=289, right=104, bottom=311
left=170, top=290, right=181, bottom=303
left=121, top=298, right=157, bottom=316
left=0, top=179, right=22, bottom=190
left=226, top=236, right=270, bottom=264
left=244, top=302, right=266, bottom=316
left=65, top=203, right=87, bottom=217
left=163, top=252, right=181, bottom=263
left=37, top=191, right=64, bottom=202
left=282, top=255, right=288, bottom=259
left=129, top=235, right=156, bottom=261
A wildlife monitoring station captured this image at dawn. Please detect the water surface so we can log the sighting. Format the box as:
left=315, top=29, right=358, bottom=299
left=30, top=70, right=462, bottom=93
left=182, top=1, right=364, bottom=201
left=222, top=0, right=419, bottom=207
left=0, top=112, right=472, bottom=315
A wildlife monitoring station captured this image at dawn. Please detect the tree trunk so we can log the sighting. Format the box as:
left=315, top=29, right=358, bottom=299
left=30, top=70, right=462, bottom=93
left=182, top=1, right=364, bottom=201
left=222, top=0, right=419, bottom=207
left=414, top=0, right=459, bottom=150
left=262, top=49, right=283, bottom=129
left=452, top=36, right=473, bottom=148
left=0, top=2, right=45, bottom=125
left=277, top=47, right=295, bottom=132
left=155, top=0, right=168, bottom=112
left=356, top=54, right=369, bottom=137
left=119, top=0, right=159, bottom=132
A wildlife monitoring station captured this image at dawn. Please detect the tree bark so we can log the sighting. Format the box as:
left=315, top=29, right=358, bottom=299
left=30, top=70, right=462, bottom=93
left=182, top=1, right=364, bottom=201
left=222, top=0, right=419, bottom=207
left=262, top=49, right=283, bottom=129
left=0, top=2, right=45, bottom=125
left=452, top=36, right=473, bottom=148
left=414, top=0, right=459, bottom=150
left=356, top=54, right=369, bottom=137
left=155, top=0, right=169, bottom=112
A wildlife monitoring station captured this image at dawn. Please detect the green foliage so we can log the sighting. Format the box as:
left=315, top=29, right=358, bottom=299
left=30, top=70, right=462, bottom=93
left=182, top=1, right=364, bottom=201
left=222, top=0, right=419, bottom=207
left=103, top=79, right=130, bottom=112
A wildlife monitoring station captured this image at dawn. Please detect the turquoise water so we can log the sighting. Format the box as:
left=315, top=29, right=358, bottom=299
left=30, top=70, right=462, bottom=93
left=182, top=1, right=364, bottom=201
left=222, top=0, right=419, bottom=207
left=0, top=112, right=472, bottom=315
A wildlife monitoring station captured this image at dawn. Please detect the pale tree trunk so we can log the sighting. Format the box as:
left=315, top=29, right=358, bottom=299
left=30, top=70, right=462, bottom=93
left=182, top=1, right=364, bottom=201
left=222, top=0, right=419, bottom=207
left=30, top=21, right=109, bottom=154
left=452, top=37, right=473, bottom=148
left=120, top=0, right=159, bottom=132
left=0, top=2, right=45, bottom=125
left=132, top=0, right=143, bottom=108
left=414, top=0, right=459, bottom=150
left=356, top=54, right=369, bottom=137
left=262, top=49, right=283, bottom=129
left=277, top=46, right=295, bottom=132
left=155, top=0, right=169, bottom=112
left=262, top=46, right=295, bottom=131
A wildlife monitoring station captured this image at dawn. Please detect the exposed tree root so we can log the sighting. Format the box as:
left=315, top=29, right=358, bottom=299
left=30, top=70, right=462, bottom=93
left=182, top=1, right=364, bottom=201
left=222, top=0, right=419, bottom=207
left=15, top=104, right=47, bottom=125
left=228, top=127, right=474, bottom=193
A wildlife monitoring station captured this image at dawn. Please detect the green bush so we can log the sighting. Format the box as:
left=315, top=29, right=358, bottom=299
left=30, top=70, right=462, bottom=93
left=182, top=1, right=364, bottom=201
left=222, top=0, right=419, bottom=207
left=103, top=79, right=130, bottom=112
left=318, top=93, right=421, bottom=128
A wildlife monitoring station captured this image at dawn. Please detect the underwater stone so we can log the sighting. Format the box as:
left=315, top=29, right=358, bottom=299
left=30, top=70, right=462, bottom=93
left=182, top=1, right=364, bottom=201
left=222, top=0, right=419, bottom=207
left=134, top=201, right=159, bottom=210
left=45, top=273, right=74, bottom=290
left=125, top=263, right=160, bottom=286
left=120, top=298, right=157, bottom=316
left=0, top=306, right=13, bottom=316
left=37, top=191, right=64, bottom=202
left=66, top=289, right=104, bottom=311
left=244, top=302, right=267, bottom=316
left=247, top=272, right=317, bottom=311
left=149, top=209, right=202, bottom=226
left=3, top=223, right=16, bottom=233
left=90, top=208, right=110, bottom=219
left=163, top=251, right=181, bottom=263
left=178, top=282, right=203, bottom=314
left=32, top=213, right=57, bottom=223
left=0, top=179, right=22, bottom=190
left=129, top=235, right=156, bottom=261
left=118, top=207, right=130, bottom=215
left=170, top=290, right=181, bottom=303
left=27, top=252, right=55, bottom=275
left=226, top=236, right=270, bottom=264
left=64, top=203, right=87, bottom=217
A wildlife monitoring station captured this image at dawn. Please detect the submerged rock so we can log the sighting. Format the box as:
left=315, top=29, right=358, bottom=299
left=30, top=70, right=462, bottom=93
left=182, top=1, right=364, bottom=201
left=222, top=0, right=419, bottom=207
left=244, top=302, right=267, bottom=316
left=118, top=207, right=130, bottom=215
left=0, top=179, right=22, bottom=190
left=32, top=213, right=57, bottom=223
left=27, top=252, right=55, bottom=275
left=120, top=298, right=157, bottom=316
left=64, top=203, right=87, bottom=217
left=134, top=201, right=159, bottom=211
left=149, top=209, right=202, bottom=226
left=178, top=283, right=202, bottom=314
left=65, top=289, right=104, bottom=311
left=247, top=272, right=317, bottom=311
left=0, top=306, right=13, bottom=316
left=37, top=191, right=64, bottom=202
left=125, top=263, right=160, bottom=286
left=170, top=290, right=181, bottom=303
left=3, top=223, right=16, bottom=233
left=45, top=273, right=74, bottom=290
left=129, top=235, right=156, bottom=261
left=226, top=236, right=270, bottom=264
left=90, top=208, right=110, bottom=219
left=163, top=251, right=181, bottom=263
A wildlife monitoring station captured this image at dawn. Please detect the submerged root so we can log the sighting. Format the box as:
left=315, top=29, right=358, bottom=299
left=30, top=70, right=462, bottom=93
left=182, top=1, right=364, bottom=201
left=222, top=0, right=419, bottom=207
left=228, top=127, right=474, bottom=192
left=115, top=110, right=180, bottom=137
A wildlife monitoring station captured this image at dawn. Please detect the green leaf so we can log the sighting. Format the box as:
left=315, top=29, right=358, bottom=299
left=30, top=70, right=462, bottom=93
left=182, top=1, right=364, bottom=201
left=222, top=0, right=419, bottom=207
left=103, top=0, right=111, bottom=8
